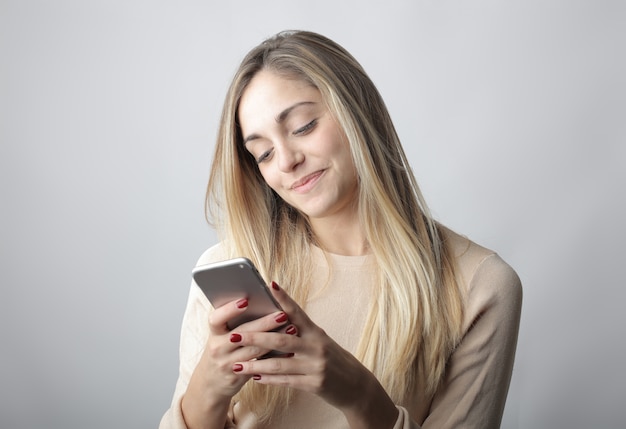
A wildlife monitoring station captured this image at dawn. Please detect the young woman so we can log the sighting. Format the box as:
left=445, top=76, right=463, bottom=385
left=160, top=30, right=522, bottom=429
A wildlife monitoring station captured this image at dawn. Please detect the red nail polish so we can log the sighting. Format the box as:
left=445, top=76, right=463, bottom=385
left=252, top=374, right=262, bottom=380
left=286, top=325, right=297, bottom=335
left=236, top=298, right=248, bottom=309
left=230, top=333, right=242, bottom=343
left=275, top=312, right=288, bottom=323
left=271, top=281, right=280, bottom=291
left=233, top=364, right=243, bottom=372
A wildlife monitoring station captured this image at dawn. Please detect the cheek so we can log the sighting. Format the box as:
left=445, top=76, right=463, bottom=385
left=324, top=126, right=351, bottom=158
left=257, top=167, right=280, bottom=191
left=328, top=137, right=355, bottom=171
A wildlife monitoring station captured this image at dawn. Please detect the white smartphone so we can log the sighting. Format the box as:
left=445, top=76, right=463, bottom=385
left=192, top=257, right=283, bottom=330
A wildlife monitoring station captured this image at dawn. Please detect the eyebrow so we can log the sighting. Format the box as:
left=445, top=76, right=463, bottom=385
left=242, top=101, right=317, bottom=145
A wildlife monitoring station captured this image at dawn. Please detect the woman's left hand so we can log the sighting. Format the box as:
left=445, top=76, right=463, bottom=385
left=230, top=282, right=399, bottom=429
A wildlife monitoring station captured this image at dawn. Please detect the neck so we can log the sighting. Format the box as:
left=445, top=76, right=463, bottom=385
left=309, top=214, right=369, bottom=256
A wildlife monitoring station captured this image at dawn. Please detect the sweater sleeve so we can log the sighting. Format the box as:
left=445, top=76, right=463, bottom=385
left=425, top=253, right=522, bottom=428
left=160, top=246, right=237, bottom=429
left=159, top=281, right=213, bottom=429
left=394, top=253, right=522, bottom=429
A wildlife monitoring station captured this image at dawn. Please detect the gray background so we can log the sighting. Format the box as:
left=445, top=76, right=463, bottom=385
left=1, top=1, right=624, bottom=428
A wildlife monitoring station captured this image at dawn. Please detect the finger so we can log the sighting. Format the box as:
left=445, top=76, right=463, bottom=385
left=250, top=373, right=314, bottom=391
left=205, top=330, right=274, bottom=366
left=230, top=330, right=300, bottom=358
left=227, top=320, right=297, bottom=358
left=233, top=351, right=301, bottom=377
left=280, top=323, right=298, bottom=336
left=208, top=298, right=250, bottom=334
left=228, top=334, right=274, bottom=362
left=210, top=298, right=289, bottom=335
left=235, top=310, right=291, bottom=334
left=268, top=282, right=315, bottom=329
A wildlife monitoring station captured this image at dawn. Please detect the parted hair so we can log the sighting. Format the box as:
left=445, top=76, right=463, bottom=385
left=205, top=30, right=464, bottom=423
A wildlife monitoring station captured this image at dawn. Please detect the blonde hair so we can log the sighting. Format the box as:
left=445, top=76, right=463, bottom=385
left=206, top=30, right=464, bottom=423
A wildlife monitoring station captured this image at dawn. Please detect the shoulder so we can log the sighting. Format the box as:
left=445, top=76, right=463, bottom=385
left=441, top=226, right=522, bottom=309
left=185, top=242, right=232, bottom=312
left=195, top=242, right=231, bottom=267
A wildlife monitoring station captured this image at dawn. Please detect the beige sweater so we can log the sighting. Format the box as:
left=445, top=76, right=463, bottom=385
left=160, top=230, right=522, bottom=428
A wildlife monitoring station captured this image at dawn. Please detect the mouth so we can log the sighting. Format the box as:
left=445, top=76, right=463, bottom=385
left=290, top=170, right=325, bottom=193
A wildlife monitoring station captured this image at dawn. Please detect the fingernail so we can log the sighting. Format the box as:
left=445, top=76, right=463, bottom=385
left=286, top=325, right=297, bottom=335
left=233, top=364, right=243, bottom=372
left=252, top=374, right=262, bottom=380
left=230, top=333, right=242, bottom=343
left=275, top=312, right=288, bottom=323
left=271, top=281, right=280, bottom=291
left=236, top=298, right=248, bottom=309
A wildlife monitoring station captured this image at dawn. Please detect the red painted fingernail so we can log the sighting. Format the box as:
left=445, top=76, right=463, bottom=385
left=286, top=325, right=297, bottom=335
left=275, top=312, right=288, bottom=323
left=236, top=298, right=248, bottom=309
left=230, top=333, right=242, bottom=343
left=252, top=374, right=262, bottom=380
left=233, top=364, right=243, bottom=372
left=271, top=281, right=280, bottom=291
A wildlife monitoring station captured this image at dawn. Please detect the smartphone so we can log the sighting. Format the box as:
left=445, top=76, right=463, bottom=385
left=192, top=257, right=283, bottom=330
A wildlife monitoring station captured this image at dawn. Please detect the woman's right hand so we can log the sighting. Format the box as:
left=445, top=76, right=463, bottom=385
left=180, top=297, right=294, bottom=429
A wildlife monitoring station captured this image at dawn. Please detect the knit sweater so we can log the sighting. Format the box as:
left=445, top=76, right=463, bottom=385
left=160, top=229, right=522, bottom=428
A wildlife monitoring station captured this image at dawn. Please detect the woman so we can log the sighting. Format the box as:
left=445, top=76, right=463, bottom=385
left=160, top=30, right=522, bottom=429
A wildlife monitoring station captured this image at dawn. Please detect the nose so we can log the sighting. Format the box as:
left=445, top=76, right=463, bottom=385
left=275, top=141, right=304, bottom=172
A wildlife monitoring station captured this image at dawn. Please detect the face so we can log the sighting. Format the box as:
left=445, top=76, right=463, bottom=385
left=238, top=70, right=358, bottom=224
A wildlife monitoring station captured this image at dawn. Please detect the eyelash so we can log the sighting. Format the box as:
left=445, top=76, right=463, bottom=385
left=255, top=119, right=318, bottom=164
left=293, top=119, right=317, bottom=136
left=256, top=151, right=272, bottom=164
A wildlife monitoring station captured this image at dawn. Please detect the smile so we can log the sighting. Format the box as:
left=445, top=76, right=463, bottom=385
left=290, top=170, right=325, bottom=193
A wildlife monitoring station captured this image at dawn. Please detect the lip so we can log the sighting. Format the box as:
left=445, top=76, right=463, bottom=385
left=290, top=170, right=325, bottom=193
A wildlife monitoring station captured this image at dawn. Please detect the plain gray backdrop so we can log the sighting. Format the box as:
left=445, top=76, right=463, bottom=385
left=1, top=1, right=624, bottom=428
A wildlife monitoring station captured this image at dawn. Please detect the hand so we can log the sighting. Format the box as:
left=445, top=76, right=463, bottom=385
left=229, top=282, right=399, bottom=428
left=181, top=296, right=295, bottom=429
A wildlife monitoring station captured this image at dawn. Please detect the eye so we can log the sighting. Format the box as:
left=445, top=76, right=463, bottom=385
left=256, top=148, right=273, bottom=164
left=293, top=119, right=317, bottom=136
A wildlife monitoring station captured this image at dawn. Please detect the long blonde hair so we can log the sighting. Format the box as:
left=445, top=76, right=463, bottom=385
left=206, top=30, right=463, bottom=423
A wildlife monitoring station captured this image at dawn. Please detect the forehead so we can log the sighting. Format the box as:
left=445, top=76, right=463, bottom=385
left=238, top=70, right=322, bottom=125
